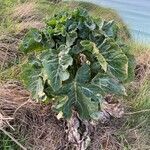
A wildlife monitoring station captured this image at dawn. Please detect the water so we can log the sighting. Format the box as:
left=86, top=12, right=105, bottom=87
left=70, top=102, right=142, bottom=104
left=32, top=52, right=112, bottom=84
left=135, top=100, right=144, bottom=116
left=82, top=0, right=150, bottom=44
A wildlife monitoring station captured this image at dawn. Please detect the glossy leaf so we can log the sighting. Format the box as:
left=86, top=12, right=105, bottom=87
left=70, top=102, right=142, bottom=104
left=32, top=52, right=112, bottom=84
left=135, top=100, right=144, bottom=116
left=75, top=64, right=91, bottom=83
left=99, top=38, right=128, bottom=81
left=92, top=73, right=127, bottom=96
left=57, top=65, right=101, bottom=118
left=100, top=20, right=118, bottom=38
left=81, top=40, right=108, bottom=72
left=66, top=31, right=77, bottom=47
left=42, top=46, right=73, bottom=91
left=21, top=63, right=46, bottom=101
left=20, top=28, right=44, bottom=54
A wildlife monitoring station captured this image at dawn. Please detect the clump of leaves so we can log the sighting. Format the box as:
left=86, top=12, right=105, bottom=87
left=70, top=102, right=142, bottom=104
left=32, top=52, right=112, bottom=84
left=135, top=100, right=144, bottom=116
left=20, top=8, right=135, bottom=119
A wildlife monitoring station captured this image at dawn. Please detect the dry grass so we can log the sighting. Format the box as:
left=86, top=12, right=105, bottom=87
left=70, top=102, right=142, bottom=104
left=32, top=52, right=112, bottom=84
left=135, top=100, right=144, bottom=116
left=0, top=81, right=129, bottom=150
left=14, top=105, right=67, bottom=150
left=124, top=129, right=150, bottom=150
left=135, top=52, right=149, bottom=81
left=89, top=124, right=122, bottom=150
left=15, top=21, right=45, bottom=33
left=126, top=50, right=150, bottom=100
left=0, top=81, right=30, bottom=116
left=0, top=2, right=45, bottom=70
left=0, top=35, right=21, bottom=70
left=12, top=1, right=45, bottom=31
left=0, top=81, right=125, bottom=150
left=135, top=52, right=150, bottom=82
left=13, top=2, right=37, bottom=21
left=13, top=2, right=45, bottom=32
left=0, top=81, right=68, bottom=150
left=122, top=50, right=150, bottom=150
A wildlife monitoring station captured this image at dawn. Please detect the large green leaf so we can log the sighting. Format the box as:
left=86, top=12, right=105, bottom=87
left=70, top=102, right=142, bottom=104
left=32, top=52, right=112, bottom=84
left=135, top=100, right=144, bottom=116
left=81, top=40, right=108, bottom=72
left=66, top=31, right=77, bottom=47
left=125, top=54, right=135, bottom=82
left=20, top=28, right=44, bottom=54
left=98, top=38, right=128, bottom=81
left=100, top=20, right=118, bottom=38
left=84, top=17, right=96, bottom=30
left=81, top=39, right=128, bottom=81
left=92, top=73, right=127, bottom=96
left=80, top=84, right=103, bottom=102
left=121, top=46, right=136, bottom=82
left=76, top=65, right=102, bottom=102
left=42, top=46, right=73, bottom=91
left=57, top=64, right=102, bottom=119
left=70, top=40, right=84, bottom=54
left=58, top=82, right=90, bottom=119
left=21, top=63, right=46, bottom=101
left=75, top=64, right=91, bottom=83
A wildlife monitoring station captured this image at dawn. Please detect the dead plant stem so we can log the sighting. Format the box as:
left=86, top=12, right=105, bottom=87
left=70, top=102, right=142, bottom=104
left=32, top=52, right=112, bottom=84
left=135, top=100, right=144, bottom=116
left=125, top=109, right=150, bottom=115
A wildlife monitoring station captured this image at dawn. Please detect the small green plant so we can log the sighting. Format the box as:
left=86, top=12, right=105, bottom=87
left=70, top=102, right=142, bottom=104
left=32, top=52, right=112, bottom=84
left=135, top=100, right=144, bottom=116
left=20, top=8, right=135, bottom=119
left=0, top=132, right=20, bottom=150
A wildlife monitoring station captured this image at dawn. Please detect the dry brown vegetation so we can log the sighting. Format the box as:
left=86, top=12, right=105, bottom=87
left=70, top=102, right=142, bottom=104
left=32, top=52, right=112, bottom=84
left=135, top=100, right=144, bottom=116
left=0, top=2, right=44, bottom=70
left=0, top=82, right=124, bottom=150
left=0, top=81, right=68, bottom=150
left=135, top=52, right=150, bottom=80
left=13, top=2, right=37, bottom=21
left=12, top=2, right=44, bottom=32
left=0, top=34, right=21, bottom=70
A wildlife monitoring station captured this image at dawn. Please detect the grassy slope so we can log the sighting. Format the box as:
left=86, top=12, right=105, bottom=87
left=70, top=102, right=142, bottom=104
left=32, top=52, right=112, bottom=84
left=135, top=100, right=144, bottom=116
left=0, top=0, right=130, bottom=37
left=0, top=0, right=150, bottom=149
left=0, top=0, right=148, bottom=80
left=0, top=0, right=130, bottom=79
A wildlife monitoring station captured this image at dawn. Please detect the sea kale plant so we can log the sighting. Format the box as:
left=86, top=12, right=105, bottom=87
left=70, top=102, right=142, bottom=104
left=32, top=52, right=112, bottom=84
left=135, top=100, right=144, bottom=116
left=20, top=8, right=135, bottom=119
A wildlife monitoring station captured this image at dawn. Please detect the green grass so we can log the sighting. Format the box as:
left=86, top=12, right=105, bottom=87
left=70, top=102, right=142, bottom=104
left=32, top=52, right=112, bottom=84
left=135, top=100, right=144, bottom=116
left=0, top=65, right=22, bottom=83
left=0, top=131, right=21, bottom=150
left=0, top=0, right=20, bottom=34
left=119, top=76, right=150, bottom=149
left=129, top=77, right=150, bottom=126
left=128, top=41, right=150, bottom=55
left=0, top=0, right=130, bottom=38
